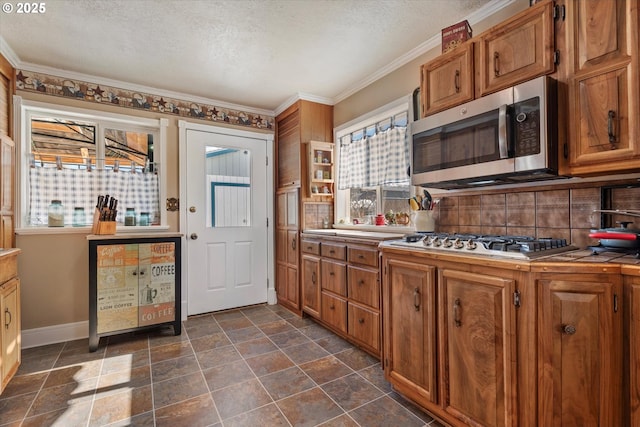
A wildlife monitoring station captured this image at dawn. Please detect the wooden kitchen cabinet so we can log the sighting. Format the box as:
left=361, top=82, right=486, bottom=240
left=0, top=54, right=15, bottom=250
left=275, top=188, right=300, bottom=313
left=477, top=0, right=555, bottom=97
left=301, top=252, right=320, bottom=319
left=0, top=248, right=20, bottom=395
left=383, top=256, right=438, bottom=404
left=438, top=268, right=517, bottom=427
left=421, top=42, right=474, bottom=116
left=275, top=100, right=333, bottom=189
left=560, top=0, right=640, bottom=175
left=536, top=273, right=623, bottom=427
left=308, top=141, right=334, bottom=199
left=382, top=247, right=529, bottom=427
left=301, top=234, right=386, bottom=357
left=624, top=274, right=640, bottom=427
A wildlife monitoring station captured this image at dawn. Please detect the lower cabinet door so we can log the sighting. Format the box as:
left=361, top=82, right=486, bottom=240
left=438, top=269, right=517, bottom=427
left=1, top=278, right=20, bottom=392
left=348, top=302, right=380, bottom=353
left=321, top=291, right=347, bottom=333
left=301, top=254, right=320, bottom=318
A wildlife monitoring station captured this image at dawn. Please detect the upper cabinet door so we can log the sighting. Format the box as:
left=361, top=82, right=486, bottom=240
left=564, top=0, right=640, bottom=174
left=421, top=43, right=474, bottom=117
left=477, top=0, right=555, bottom=96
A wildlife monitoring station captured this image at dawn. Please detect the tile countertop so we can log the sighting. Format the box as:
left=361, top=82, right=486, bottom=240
left=86, top=232, right=183, bottom=240
left=302, top=228, right=406, bottom=240
left=0, top=248, right=21, bottom=258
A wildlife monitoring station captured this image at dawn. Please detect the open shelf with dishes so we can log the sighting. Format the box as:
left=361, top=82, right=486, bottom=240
left=308, top=141, right=334, bottom=198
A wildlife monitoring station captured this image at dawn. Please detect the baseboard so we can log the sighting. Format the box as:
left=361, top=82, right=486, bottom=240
left=21, top=321, right=89, bottom=349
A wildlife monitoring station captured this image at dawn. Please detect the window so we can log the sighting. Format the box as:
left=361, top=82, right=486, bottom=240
left=335, top=99, right=411, bottom=225
left=15, top=98, right=167, bottom=231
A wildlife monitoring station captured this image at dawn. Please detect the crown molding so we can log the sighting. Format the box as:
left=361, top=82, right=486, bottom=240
left=0, top=35, right=20, bottom=67
left=332, top=0, right=517, bottom=104
left=274, top=92, right=334, bottom=117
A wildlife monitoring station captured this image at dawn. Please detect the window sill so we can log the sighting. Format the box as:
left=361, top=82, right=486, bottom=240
left=16, top=225, right=170, bottom=235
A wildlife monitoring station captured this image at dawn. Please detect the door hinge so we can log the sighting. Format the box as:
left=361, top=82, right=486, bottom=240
left=266, top=156, right=269, bottom=166
left=614, top=293, right=618, bottom=313
left=553, top=4, right=565, bottom=20
left=267, top=217, right=269, bottom=227
left=553, top=50, right=560, bottom=65
left=513, top=290, right=521, bottom=308
left=385, top=358, right=389, bottom=367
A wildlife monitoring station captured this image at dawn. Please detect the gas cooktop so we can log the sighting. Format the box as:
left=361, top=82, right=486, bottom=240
left=386, top=232, right=577, bottom=260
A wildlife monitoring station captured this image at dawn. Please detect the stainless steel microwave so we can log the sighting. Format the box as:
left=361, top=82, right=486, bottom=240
left=411, top=76, right=558, bottom=189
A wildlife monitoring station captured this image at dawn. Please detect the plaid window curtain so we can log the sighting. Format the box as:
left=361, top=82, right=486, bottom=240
left=29, top=168, right=160, bottom=226
left=338, top=126, right=409, bottom=189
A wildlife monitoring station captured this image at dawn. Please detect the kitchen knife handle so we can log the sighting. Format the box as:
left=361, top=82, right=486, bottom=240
left=453, top=298, right=462, bottom=327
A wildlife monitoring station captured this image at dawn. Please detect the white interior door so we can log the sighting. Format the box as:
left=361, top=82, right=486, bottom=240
left=185, top=128, right=269, bottom=315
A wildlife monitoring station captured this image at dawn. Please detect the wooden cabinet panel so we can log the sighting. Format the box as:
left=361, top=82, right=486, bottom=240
left=0, top=277, right=19, bottom=392
left=438, top=269, right=516, bottom=427
left=477, top=0, right=554, bottom=96
left=277, top=112, right=301, bottom=188
left=301, top=239, right=320, bottom=255
left=301, top=254, right=320, bottom=318
left=538, top=276, right=623, bottom=427
left=321, top=259, right=346, bottom=296
left=629, top=281, right=640, bottom=427
left=347, top=265, right=379, bottom=309
left=421, top=42, right=474, bottom=116
left=321, top=291, right=347, bottom=333
left=563, top=0, right=640, bottom=174
left=286, top=230, right=298, bottom=265
left=0, top=135, right=14, bottom=249
left=276, top=230, right=287, bottom=264
left=383, top=257, right=437, bottom=404
left=286, top=266, right=298, bottom=308
left=347, top=246, right=378, bottom=268
left=321, top=243, right=346, bottom=260
left=348, top=302, right=380, bottom=353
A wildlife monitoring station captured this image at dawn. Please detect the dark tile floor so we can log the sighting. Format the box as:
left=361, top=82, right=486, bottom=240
left=0, top=304, right=447, bottom=427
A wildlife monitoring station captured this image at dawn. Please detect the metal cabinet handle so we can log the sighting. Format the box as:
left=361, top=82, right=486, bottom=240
left=329, top=304, right=335, bottom=310
left=4, top=308, right=11, bottom=329
left=608, top=110, right=616, bottom=146
left=413, top=287, right=420, bottom=311
left=359, top=279, right=365, bottom=286
left=454, top=298, right=462, bottom=327
left=494, top=52, right=500, bottom=76
left=454, top=69, right=460, bottom=93
left=311, top=271, right=316, bottom=285
left=329, top=271, right=335, bottom=276
left=358, top=318, right=365, bottom=324
left=291, top=238, right=296, bottom=250
left=562, top=324, right=576, bottom=335
left=329, top=249, right=335, bottom=254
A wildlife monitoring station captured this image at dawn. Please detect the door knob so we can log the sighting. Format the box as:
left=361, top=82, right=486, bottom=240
left=189, top=206, right=196, bottom=213
left=190, top=233, right=198, bottom=240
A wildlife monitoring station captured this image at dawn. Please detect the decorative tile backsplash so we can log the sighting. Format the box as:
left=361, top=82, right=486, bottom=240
left=16, top=69, right=274, bottom=130
left=433, top=183, right=640, bottom=249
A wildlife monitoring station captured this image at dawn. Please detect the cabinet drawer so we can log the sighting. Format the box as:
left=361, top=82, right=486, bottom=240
left=322, top=243, right=346, bottom=260
left=348, top=246, right=378, bottom=268
left=348, top=266, right=379, bottom=309
left=348, top=303, right=380, bottom=353
left=322, top=292, right=347, bottom=333
left=301, top=240, right=320, bottom=255
left=321, top=259, right=346, bottom=296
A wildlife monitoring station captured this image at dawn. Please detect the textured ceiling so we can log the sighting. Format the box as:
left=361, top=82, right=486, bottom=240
left=1, top=0, right=499, bottom=113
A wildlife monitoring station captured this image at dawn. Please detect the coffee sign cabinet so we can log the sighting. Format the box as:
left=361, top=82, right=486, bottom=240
left=88, top=234, right=181, bottom=351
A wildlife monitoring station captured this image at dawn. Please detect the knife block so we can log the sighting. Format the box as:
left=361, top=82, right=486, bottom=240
left=92, top=208, right=116, bottom=235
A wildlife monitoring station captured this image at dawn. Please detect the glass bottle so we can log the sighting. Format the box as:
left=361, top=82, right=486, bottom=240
left=139, top=212, right=150, bottom=226
left=125, top=208, right=136, bottom=226
left=48, top=200, right=64, bottom=227
left=72, top=207, right=85, bottom=227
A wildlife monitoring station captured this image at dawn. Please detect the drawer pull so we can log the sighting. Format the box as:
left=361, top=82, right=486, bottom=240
left=453, top=298, right=462, bottom=327
left=307, top=246, right=313, bottom=250
left=359, top=280, right=365, bottom=286
left=358, top=318, right=364, bottom=324
left=329, top=271, right=335, bottom=276
left=608, top=110, right=616, bottom=146
left=413, top=287, right=420, bottom=311
left=329, top=249, right=335, bottom=254
left=4, top=308, right=11, bottom=329
left=358, top=254, right=364, bottom=258
left=329, top=304, right=335, bottom=310
left=562, top=324, right=576, bottom=335
left=311, top=271, right=316, bottom=285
